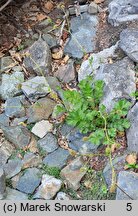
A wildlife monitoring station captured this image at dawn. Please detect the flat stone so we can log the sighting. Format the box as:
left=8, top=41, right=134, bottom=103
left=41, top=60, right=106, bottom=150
left=95, top=57, right=136, bottom=112
left=23, top=38, right=52, bottom=76
left=43, top=148, right=70, bottom=169
left=116, top=171, right=138, bottom=200
left=67, top=129, right=99, bottom=154
left=0, top=141, right=15, bottom=166
left=60, top=157, right=86, bottom=190
left=42, top=34, right=58, bottom=48
left=64, top=13, right=98, bottom=59
left=3, top=158, right=22, bottom=178
left=0, top=114, right=10, bottom=127
left=16, top=168, right=41, bottom=194
left=46, top=76, right=61, bottom=92
left=0, top=148, right=10, bottom=167
left=108, top=0, right=138, bottom=26
left=0, top=72, right=24, bottom=100
left=27, top=97, right=56, bottom=124
left=127, top=102, right=138, bottom=153
left=0, top=56, right=15, bottom=73
left=68, top=5, right=88, bottom=15
left=33, top=174, right=62, bottom=200
left=21, top=76, right=51, bottom=101
left=60, top=123, right=74, bottom=137
left=88, top=2, right=98, bottom=14
left=5, top=187, right=28, bottom=200
left=103, top=155, right=126, bottom=188
left=55, top=60, right=76, bottom=83
left=22, top=152, right=42, bottom=169
left=0, top=168, right=6, bottom=200
left=119, top=29, right=138, bottom=63
left=37, top=133, right=58, bottom=153
left=55, top=192, right=71, bottom=200
left=46, top=76, right=63, bottom=99
left=78, top=42, right=118, bottom=81
left=5, top=96, right=25, bottom=118
left=1, top=125, right=31, bottom=148
left=32, top=120, right=53, bottom=138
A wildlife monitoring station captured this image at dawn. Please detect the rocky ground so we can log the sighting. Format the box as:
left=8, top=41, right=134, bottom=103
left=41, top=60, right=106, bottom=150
left=0, top=0, right=138, bottom=200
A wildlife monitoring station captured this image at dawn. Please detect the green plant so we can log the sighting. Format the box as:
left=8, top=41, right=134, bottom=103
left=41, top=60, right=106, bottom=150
left=61, top=76, right=131, bottom=145
left=131, top=91, right=138, bottom=100
left=41, top=165, right=61, bottom=178
left=126, top=163, right=138, bottom=169
left=60, top=75, right=131, bottom=192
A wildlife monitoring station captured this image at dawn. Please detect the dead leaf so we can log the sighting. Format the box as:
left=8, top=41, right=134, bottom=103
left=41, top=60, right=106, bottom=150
left=37, top=13, right=47, bottom=22
left=62, top=55, right=69, bottom=64
left=0, top=51, right=5, bottom=58
left=94, top=0, right=105, bottom=4
left=28, top=136, right=38, bottom=153
left=58, top=137, right=69, bottom=149
left=44, top=1, right=54, bottom=11
left=52, top=50, right=63, bottom=60
left=108, top=57, right=113, bottom=64
left=126, top=154, right=137, bottom=165
left=14, top=37, right=22, bottom=47
left=111, top=143, right=120, bottom=153
left=84, top=180, right=92, bottom=189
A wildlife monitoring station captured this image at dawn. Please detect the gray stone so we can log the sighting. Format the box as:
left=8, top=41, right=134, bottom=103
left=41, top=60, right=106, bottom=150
left=68, top=129, right=99, bottom=154
left=16, top=168, right=41, bottom=194
left=42, top=34, right=58, bottom=49
left=43, top=148, right=70, bottom=169
left=78, top=42, right=118, bottom=81
left=127, top=102, right=138, bottom=153
left=12, top=66, right=23, bottom=72
left=0, top=56, right=15, bottom=73
left=27, top=97, right=56, bottom=124
left=88, top=2, right=98, bottom=14
left=5, top=187, right=28, bottom=200
left=46, top=76, right=63, bottom=99
left=95, top=57, right=136, bottom=112
left=1, top=125, right=31, bottom=148
left=55, top=60, right=76, bottom=83
left=119, top=29, right=138, bottom=63
left=0, top=148, right=10, bottom=166
left=60, top=123, right=73, bottom=138
left=46, top=76, right=61, bottom=92
left=0, top=114, right=10, bottom=127
left=116, top=171, right=138, bottom=200
left=23, top=38, right=52, bottom=76
left=22, top=152, right=42, bottom=169
left=33, top=174, right=62, bottom=200
left=31, top=120, right=53, bottom=138
left=68, top=5, right=88, bottom=15
left=3, top=159, right=22, bottom=178
left=64, top=13, right=98, bottom=59
left=0, top=168, right=6, bottom=200
left=37, top=133, right=58, bottom=153
left=5, top=96, right=25, bottom=118
left=60, top=157, right=86, bottom=190
left=0, top=72, right=24, bottom=100
left=103, top=155, right=126, bottom=188
left=0, top=141, right=15, bottom=166
left=21, top=76, right=51, bottom=101
left=108, top=0, right=138, bottom=26
left=55, top=192, right=71, bottom=200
